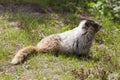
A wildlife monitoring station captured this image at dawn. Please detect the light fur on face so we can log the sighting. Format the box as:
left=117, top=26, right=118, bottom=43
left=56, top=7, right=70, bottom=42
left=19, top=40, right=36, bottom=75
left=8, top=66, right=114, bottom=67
left=11, top=20, right=102, bottom=65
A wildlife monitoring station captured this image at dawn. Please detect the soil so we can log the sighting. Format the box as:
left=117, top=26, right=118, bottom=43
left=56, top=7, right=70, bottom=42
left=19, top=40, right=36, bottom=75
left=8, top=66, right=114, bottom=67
left=0, top=2, right=94, bottom=19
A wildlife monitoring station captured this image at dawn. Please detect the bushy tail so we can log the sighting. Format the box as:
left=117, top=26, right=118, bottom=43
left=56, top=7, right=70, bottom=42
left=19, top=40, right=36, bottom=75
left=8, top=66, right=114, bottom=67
left=11, top=46, right=38, bottom=65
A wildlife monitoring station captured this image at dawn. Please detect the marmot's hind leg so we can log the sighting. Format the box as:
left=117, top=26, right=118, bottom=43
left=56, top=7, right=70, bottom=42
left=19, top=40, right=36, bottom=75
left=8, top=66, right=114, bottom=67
left=36, top=35, right=61, bottom=53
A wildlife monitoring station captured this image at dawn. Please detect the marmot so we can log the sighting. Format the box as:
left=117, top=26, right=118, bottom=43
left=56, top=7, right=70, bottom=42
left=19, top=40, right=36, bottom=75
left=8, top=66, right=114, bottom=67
left=11, top=20, right=102, bottom=65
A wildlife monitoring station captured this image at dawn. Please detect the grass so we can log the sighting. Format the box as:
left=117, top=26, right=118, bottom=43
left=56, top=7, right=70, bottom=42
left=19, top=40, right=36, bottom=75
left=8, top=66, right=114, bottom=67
left=0, top=1, right=120, bottom=80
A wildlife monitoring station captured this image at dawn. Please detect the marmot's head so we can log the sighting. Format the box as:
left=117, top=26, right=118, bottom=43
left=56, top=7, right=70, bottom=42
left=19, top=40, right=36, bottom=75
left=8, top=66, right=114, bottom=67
left=79, top=20, right=102, bottom=34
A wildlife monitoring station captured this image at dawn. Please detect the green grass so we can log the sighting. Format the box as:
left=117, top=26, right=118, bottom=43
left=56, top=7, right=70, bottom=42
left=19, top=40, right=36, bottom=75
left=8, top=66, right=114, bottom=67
left=0, top=2, right=120, bottom=80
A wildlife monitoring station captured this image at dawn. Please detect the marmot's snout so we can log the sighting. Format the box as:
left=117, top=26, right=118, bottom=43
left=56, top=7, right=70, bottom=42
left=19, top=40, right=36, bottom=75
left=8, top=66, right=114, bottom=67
left=93, top=23, right=102, bottom=32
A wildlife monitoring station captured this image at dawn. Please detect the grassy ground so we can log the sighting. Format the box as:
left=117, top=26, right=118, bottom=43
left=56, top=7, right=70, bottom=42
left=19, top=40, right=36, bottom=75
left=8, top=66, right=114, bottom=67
left=0, top=2, right=120, bottom=80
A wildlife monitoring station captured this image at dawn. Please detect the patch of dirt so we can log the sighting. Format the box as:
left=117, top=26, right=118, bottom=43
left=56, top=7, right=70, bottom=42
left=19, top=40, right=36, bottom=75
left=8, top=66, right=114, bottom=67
left=78, top=12, right=94, bottom=20
left=0, top=64, right=16, bottom=75
left=0, top=2, right=66, bottom=33
left=72, top=67, right=120, bottom=80
left=72, top=67, right=108, bottom=80
left=0, top=3, right=50, bottom=15
left=0, top=2, right=94, bottom=19
left=0, top=2, right=94, bottom=33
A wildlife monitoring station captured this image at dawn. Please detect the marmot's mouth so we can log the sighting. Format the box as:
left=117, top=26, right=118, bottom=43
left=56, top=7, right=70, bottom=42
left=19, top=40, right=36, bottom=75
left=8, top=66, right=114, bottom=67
left=97, top=25, right=102, bottom=31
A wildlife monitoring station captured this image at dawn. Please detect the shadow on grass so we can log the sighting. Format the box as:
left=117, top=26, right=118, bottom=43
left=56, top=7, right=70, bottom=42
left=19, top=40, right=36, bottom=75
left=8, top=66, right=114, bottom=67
left=19, top=51, right=100, bottom=65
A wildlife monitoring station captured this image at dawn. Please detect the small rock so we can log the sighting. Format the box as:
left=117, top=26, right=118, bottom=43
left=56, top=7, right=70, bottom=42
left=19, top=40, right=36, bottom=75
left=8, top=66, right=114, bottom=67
left=25, top=65, right=30, bottom=69
left=22, top=62, right=30, bottom=70
left=98, top=44, right=106, bottom=49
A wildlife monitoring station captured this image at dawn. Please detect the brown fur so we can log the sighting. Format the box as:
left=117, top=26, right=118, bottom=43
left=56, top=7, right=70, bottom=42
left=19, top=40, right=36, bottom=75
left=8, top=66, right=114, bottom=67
left=11, top=35, right=61, bottom=64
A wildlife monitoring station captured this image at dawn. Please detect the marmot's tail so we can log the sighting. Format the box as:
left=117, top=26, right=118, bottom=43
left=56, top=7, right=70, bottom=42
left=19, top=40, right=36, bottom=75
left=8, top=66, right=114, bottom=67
left=11, top=46, right=38, bottom=65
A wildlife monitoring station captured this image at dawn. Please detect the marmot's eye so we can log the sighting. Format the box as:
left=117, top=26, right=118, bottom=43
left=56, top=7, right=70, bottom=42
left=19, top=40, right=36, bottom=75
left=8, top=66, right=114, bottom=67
left=85, top=22, right=89, bottom=27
